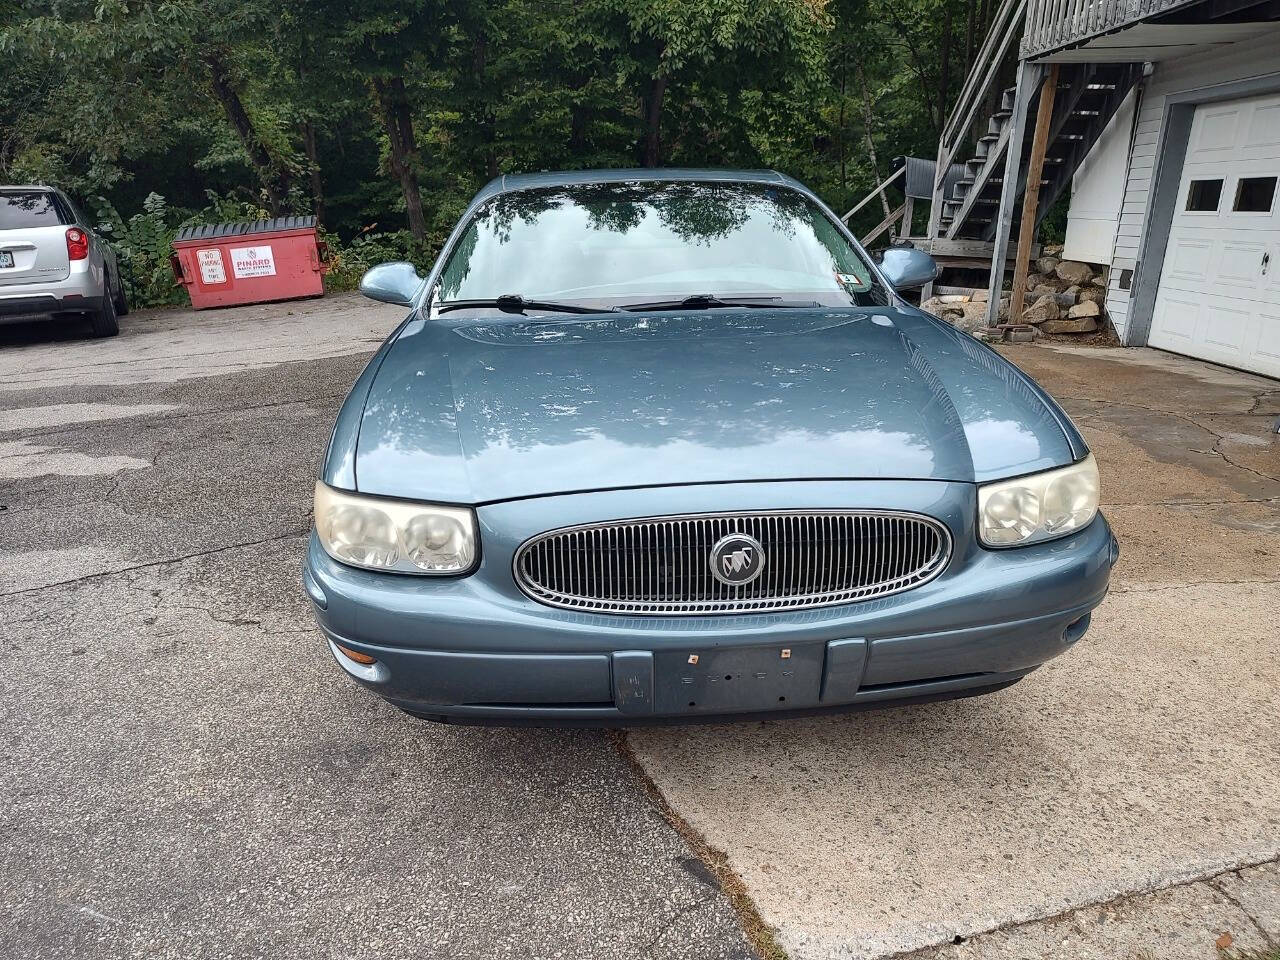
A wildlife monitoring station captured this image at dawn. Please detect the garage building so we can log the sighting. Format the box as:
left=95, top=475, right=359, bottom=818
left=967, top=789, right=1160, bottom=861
left=905, top=0, right=1280, bottom=380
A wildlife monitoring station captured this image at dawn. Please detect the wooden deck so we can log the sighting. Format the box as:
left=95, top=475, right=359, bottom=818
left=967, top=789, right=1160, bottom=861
left=1020, top=0, right=1203, bottom=57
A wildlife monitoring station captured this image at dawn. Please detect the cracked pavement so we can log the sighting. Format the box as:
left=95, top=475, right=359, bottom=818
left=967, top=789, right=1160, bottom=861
left=906, top=861, right=1280, bottom=959
left=0, top=297, right=755, bottom=960
left=626, top=343, right=1280, bottom=958
left=2, top=300, right=1277, bottom=960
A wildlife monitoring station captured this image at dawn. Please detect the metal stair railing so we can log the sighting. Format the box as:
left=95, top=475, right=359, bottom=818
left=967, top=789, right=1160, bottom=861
left=925, top=0, right=1027, bottom=245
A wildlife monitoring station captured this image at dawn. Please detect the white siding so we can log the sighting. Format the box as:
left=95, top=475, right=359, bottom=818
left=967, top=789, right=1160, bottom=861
left=1104, top=33, right=1280, bottom=342
left=1064, top=89, right=1136, bottom=263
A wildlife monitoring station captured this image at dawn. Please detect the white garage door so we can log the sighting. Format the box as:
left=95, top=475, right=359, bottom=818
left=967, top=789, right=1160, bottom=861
left=1149, top=93, right=1280, bottom=378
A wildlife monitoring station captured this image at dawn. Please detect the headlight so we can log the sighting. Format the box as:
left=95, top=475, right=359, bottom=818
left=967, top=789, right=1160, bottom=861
left=313, top=482, right=478, bottom=574
left=978, top=454, right=1099, bottom=547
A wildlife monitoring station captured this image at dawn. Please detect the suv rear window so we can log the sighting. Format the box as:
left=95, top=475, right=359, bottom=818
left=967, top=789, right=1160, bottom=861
left=0, top=192, right=67, bottom=229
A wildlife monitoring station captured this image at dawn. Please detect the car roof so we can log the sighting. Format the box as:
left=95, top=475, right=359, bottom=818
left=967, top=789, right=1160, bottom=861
left=0, top=185, right=56, bottom=192
left=471, top=168, right=808, bottom=207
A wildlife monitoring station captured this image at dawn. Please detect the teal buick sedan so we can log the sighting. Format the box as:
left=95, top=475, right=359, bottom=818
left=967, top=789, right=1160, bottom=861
left=303, top=169, right=1117, bottom=724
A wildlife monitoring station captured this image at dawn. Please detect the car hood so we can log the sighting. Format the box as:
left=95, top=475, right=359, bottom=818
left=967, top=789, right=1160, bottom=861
left=351, top=307, right=1079, bottom=503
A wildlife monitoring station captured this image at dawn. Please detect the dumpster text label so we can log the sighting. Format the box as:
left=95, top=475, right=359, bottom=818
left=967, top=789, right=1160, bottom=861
left=197, top=249, right=227, bottom=285
left=229, top=245, right=277, bottom=279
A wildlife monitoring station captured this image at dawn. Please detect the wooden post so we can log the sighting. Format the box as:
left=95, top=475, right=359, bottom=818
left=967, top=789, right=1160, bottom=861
left=1008, top=63, right=1060, bottom=321
left=984, top=61, right=1042, bottom=328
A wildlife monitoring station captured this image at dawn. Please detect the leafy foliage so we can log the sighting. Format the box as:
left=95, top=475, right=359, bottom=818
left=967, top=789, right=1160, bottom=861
left=322, top=229, right=433, bottom=292
left=89, top=190, right=273, bottom=306
left=91, top=194, right=187, bottom=308
left=1, top=0, right=993, bottom=306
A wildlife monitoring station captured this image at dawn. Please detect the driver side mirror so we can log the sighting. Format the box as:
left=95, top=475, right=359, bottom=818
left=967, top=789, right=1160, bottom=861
left=878, top=246, right=940, bottom=290
left=360, top=262, right=423, bottom=306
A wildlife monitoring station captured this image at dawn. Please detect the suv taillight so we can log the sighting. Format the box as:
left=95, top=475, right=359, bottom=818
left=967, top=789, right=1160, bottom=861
left=66, top=228, right=89, bottom=261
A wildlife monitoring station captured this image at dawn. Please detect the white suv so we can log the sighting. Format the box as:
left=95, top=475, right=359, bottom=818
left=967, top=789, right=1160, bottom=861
left=0, top=185, right=128, bottom=337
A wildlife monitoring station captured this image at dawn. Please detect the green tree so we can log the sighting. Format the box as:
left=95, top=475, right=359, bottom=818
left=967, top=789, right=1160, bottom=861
left=1, top=0, right=988, bottom=307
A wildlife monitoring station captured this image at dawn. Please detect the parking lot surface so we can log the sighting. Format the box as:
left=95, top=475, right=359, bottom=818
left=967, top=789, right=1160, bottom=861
left=630, top=344, right=1280, bottom=957
left=0, top=299, right=753, bottom=960
left=2, top=300, right=1277, bottom=960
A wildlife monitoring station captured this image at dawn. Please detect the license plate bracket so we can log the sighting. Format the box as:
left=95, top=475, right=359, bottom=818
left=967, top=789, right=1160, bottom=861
left=654, top=641, right=824, bottom=715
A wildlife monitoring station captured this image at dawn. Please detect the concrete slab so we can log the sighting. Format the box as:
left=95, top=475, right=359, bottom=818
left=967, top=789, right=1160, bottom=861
left=907, top=862, right=1280, bottom=960
left=0, top=293, right=402, bottom=392
left=629, top=343, right=1280, bottom=959
left=1212, top=861, right=1280, bottom=941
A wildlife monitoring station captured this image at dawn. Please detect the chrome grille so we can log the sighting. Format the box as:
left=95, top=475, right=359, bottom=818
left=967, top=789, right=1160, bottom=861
left=513, top=511, right=951, bottom=615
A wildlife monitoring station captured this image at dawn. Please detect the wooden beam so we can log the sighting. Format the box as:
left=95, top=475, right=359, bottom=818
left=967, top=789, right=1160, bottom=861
left=914, top=237, right=1041, bottom=259
left=984, top=62, right=1042, bottom=328
left=840, top=166, right=905, bottom=223
left=861, top=204, right=907, bottom=246
left=1009, top=63, right=1060, bottom=321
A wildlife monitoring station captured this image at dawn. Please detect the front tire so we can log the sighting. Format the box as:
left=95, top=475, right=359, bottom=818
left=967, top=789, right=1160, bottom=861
left=90, top=279, right=119, bottom=337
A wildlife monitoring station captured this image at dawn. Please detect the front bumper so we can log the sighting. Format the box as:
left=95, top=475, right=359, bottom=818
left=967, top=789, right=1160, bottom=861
left=303, top=480, right=1117, bottom=724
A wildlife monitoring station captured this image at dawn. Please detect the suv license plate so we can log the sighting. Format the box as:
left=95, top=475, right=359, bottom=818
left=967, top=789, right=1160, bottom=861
left=0, top=252, right=13, bottom=269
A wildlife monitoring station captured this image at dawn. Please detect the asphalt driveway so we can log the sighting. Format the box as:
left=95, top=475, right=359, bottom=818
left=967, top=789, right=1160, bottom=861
left=0, top=298, right=752, bottom=960
left=2, top=299, right=1277, bottom=959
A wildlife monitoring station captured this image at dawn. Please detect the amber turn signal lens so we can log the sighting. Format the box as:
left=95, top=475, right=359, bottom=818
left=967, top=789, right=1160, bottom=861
left=335, top=643, right=377, bottom=665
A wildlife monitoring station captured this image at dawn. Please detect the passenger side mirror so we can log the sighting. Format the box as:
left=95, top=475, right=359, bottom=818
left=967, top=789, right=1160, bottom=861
left=360, top=261, right=423, bottom=306
left=878, top=247, right=940, bottom=290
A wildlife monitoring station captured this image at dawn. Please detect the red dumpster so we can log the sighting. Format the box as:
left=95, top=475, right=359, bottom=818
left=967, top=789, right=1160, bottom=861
left=170, top=216, right=328, bottom=309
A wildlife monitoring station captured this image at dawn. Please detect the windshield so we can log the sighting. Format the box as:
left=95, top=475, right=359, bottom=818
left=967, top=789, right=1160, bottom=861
left=434, top=181, right=887, bottom=312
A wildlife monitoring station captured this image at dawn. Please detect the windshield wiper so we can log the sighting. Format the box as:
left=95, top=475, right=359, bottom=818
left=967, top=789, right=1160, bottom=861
left=618, top=294, right=820, bottom=311
left=435, top=294, right=617, bottom=316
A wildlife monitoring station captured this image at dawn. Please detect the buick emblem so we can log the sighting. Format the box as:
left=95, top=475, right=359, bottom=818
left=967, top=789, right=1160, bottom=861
left=710, top=533, right=766, bottom=586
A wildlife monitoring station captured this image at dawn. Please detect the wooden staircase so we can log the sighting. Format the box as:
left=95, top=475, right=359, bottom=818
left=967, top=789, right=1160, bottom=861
left=939, top=63, right=1141, bottom=241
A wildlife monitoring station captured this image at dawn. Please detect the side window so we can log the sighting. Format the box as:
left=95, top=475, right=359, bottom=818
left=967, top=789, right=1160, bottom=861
left=1185, top=178, right=1223, bottom=212
left=1233, top=176, right=1277, bottom=213
left=50, top=193, right=76, bottom=226
left=60, top=194, right=87, bottom=226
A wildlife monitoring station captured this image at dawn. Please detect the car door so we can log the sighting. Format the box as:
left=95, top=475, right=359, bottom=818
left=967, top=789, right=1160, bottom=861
left=0, top=190, right=72, bottom=287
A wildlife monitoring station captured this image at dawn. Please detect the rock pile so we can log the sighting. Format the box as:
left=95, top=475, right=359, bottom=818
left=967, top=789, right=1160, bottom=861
left=920, top=247, right=1110, bottom=338
left=1019, top=251, right=1108, bottom=334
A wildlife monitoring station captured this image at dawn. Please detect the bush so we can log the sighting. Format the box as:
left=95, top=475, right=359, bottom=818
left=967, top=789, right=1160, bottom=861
left=91, top=191, right=275, bottom=309
left=92, top=191, right=441, bottom=307
left=321, top=229, right=435, bottom=293
left=91, top=193, right=185, bottom=308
